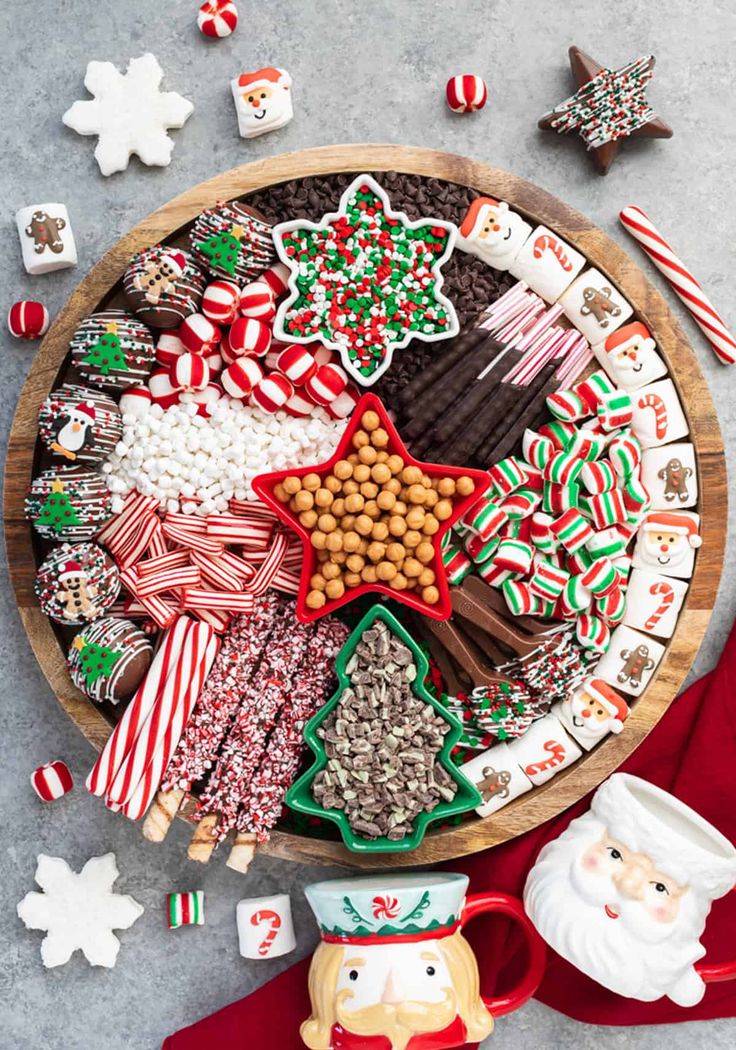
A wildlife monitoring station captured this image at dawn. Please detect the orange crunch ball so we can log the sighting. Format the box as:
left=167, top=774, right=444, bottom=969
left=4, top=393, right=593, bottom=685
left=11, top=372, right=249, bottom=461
left=274, top=411, right=475, bottom=612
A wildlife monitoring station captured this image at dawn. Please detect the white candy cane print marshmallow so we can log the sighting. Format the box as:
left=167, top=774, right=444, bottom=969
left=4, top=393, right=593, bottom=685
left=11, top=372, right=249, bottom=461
left=506, top=715, right=582, bottom=787
left=630, top=379, right=689, bottom=449
left=623, top=568, right=689, bottom=639
left=510, top=225, right=586, bottom=303
left=237, top=893, right=295, bottom=959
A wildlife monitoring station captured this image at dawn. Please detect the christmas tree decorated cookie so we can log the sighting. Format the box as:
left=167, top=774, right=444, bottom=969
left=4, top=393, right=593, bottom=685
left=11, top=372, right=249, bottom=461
left=38, top=384, right=122, bottom=464
left=189, top=200, right=275, bottom=283
left=67, top=618, right=152, bottom=704
left=25, top=466, right=113, bottom=542
left=70, top=310, right=155, bottom=391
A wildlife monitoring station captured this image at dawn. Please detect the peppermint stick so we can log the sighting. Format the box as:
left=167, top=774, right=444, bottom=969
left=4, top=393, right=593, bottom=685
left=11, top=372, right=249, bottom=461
left=619, top=205, right=736, bottom=366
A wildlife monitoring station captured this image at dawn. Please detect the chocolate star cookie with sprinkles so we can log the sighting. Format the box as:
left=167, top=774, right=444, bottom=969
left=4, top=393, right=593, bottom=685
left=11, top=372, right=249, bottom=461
left=539, top=47, right=673, bottom=175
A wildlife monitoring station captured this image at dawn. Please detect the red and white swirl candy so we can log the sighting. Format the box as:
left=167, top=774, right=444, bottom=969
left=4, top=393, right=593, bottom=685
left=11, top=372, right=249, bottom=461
left=8, top=300, right=49, bottom=339
left=202, top=280, right=240, bottom=324
left=251, top=373, right=294, bottom=413
left=172, top=352, right=210, bottom=392
left=197, top=0, right=238, bottom=38
left=445, top=75, right=488, bottom=113
left=239, top=281, right=276, bottom=322
left=305, top=363, right=348, bottom=405
left=31, top=760, right=74, bottom=801
left=276, top=345, right=317, bottom=386
left=260, top=262, right=290, bottom=298
left=229, top=316, right=271, bottom=357
left=179, top=313, right=221, bottom=355
left=221, top=357, right=264, bottom=399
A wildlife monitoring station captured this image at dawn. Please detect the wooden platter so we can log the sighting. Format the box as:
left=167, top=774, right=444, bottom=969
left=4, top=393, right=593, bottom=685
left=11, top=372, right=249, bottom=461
left=4, top=144, right=725, bottom=870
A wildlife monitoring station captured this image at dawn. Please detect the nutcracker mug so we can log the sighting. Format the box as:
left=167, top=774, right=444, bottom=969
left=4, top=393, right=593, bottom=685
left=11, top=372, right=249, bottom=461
left=301, top=872, right=546, bottom=1049
left=525, top=773, right=736, bottom=1006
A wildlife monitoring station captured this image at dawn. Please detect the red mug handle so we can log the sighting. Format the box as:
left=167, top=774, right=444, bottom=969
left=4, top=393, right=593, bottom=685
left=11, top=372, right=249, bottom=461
left=461, top=891, right=547, bottom=1017
left=696, top=887, right=736, bottom=986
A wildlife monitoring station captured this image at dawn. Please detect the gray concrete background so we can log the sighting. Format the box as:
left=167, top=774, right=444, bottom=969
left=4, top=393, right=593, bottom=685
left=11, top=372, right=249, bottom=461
left=2, top=1, right=735, bottom=1047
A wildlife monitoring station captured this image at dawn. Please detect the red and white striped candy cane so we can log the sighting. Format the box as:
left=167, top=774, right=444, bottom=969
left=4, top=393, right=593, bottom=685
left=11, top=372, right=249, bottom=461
left=636, top=392, right=668, bottom=439
left=532, top=234, right=574, bottom=271
left=250, top=909, right=282, bottom=956
left=645, top=581, right=675, bottom=631
left=619, top=205, right=736, bottom=366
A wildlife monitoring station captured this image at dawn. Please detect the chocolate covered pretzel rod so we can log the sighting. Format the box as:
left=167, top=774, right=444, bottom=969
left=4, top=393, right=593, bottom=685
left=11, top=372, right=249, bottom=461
left=396, top=327, right=490, bottom=408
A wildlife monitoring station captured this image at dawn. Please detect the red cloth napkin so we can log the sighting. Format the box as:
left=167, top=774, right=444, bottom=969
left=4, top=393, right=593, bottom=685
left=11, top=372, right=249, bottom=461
left=163, top=620, right=736, bottom=1049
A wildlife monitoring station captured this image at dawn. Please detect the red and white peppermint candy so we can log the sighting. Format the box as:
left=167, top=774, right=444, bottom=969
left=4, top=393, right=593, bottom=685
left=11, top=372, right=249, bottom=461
left=251, top=373, right=294, bottom=413
left=31, top=760, right=74, bottom=801
left=221, top=357, right=264, bottom=398
left=119, top=385, right=153, bottom=418
left=8, top=300, right=49, bottom=339
left=220, top=330, right=236, bottom=365
left=156, top=331, right=185, bottom=369
left=445, top=74, right=488, bottom=113
left=178, top=313, right=221, bottom=355
left=239, top=280, right=276, bottom=322
left=197, top=0, right=238, bottom=37
left=203, top=344, right=223, bottom=374
left=228, top=316, right=271, bottom=357
left=191, top=382, right=223, bottom=417
left=325, top=383, right=360, bottom=420
left=201, top=279, right=240, bottom=324
left=276, top=344, right=317, bottom=386
left=283, top=389, right=317, bottom=417
left=172, top=352, right=210, bottom=391
left=260, top=261, right=291, bottom=298
left=149, top=369, right=181, bottom=408
left=305, top=362, right=348, bottom=405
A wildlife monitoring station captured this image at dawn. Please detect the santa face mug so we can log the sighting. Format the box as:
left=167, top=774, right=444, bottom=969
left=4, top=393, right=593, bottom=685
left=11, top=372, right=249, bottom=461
left=524, top=773, right=736, bottom=1007
left=301, top=872, right=546, bottom=1050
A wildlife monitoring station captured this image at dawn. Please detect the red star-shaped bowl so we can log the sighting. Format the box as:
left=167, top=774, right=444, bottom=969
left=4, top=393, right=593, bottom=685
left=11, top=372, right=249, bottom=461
left=252, top=393, right=490, bottom=623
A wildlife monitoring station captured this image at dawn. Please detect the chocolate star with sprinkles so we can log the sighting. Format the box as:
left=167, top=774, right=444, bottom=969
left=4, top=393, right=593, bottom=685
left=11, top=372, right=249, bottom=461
left=539, top=46, right=673, bottom=175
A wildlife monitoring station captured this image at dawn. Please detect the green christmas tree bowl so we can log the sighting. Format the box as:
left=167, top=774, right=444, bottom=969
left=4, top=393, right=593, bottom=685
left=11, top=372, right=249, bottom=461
left=286, top=604, right=482, bottom=854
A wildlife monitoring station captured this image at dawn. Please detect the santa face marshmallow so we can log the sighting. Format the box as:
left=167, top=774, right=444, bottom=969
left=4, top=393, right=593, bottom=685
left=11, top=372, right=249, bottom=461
left=524, top=773, right=736, bottom=1006
left=231, top=67, right=293, bottom=139
left=593, top=321, right=668, bottom=391
left=632, top=511, right=701, bottom=580
left=551, top=678, right=629, bottom=751
left=457, top=197, right=531, bottom=271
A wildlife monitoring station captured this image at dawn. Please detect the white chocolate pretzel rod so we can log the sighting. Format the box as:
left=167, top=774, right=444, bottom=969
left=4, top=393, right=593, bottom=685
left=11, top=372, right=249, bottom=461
left=619, top=205, right=736, bottom=366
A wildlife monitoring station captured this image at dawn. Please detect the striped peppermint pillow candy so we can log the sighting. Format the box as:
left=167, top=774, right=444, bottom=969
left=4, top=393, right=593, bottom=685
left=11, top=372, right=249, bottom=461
left=197, top=0, right=238, bottom=38
left=445, top=74, right=488, bottom=113
left=8, top=300, right=49, bottom=339
left=31, top=760, right=74, bottom=801
left=201, top=279, right=240, bottom=324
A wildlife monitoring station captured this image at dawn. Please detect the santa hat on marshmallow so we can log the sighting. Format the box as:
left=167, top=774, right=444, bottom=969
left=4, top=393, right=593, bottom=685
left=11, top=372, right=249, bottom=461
left=641, top=512, right=702, bottom=548
left=580, top=678, right=629, bottom=733
left=162, top=250, right=187, bottom=277
left=459, top=197, right=505, bottom=241
left=237, top=67, right=291, bottom=93
left=603, top=321, right=655, bottom=356
left=59, top=559, right=84, bottom=583
left=72, top=401, right=96, bottom=422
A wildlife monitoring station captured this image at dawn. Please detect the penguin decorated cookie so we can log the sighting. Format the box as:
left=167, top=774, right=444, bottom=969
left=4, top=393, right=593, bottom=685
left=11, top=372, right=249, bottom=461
left=35, top=542, right=120, bottom=625
left=123, top=245, right=205, bottom=328
left=68, top=617, right=152, bottom=704
left=70, top=310, right=155, bottom=391
left=38, top=384, right=122, bottom=464
left=25, top=465, right=113, bottom=542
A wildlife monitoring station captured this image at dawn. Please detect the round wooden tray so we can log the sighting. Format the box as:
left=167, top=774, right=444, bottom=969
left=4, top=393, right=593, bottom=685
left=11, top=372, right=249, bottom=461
left=4, top=145, right=725, bottom=870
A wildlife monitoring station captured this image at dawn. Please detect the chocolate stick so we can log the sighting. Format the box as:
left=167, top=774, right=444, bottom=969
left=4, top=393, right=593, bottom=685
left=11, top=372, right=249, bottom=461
left=396, top=327, right=489, bottom=410
left=479, top=365, right=559, bottom=465
left=401, top=336, right=502, bottom=440
left=433, top=371, right=525, bottom=465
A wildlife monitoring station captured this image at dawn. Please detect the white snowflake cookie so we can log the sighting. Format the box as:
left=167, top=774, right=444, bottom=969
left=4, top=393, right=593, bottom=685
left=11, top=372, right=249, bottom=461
left=17, top=853, right=143, bottom=967
left=62, top=53, right=194, bottom=176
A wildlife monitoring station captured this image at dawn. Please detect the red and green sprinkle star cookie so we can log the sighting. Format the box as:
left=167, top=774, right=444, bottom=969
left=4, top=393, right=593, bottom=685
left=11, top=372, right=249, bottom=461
left=272, top=174, right=459, bottom=385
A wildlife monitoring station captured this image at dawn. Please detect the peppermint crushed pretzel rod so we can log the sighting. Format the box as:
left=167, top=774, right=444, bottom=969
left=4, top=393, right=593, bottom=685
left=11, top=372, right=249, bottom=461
left=197, top=615, right=312, bottom=842
left=226, top=619, right=350, bottom=871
